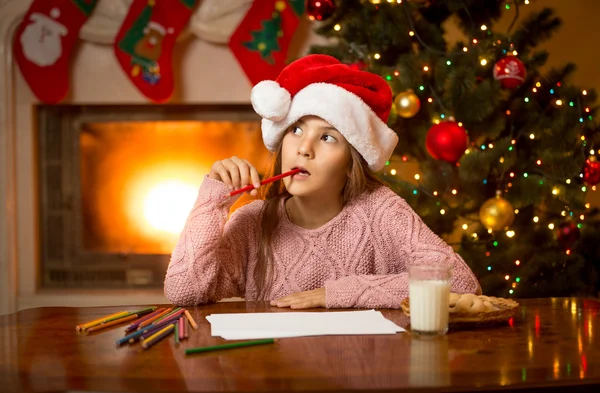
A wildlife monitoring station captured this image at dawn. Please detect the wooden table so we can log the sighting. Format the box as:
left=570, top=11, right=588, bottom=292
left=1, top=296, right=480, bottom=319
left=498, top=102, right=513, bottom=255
left=0, top=298, right=598, bottom=393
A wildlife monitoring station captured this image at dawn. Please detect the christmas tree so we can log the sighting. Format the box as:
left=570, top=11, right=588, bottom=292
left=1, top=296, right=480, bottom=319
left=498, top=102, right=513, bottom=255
left=309, top=0, right=600, bottom=298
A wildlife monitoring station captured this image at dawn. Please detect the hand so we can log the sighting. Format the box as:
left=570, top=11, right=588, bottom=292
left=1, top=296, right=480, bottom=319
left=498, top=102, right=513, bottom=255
left=270, top=288, right=326, bottom=309
left=208, top=156, right=261, bottom=196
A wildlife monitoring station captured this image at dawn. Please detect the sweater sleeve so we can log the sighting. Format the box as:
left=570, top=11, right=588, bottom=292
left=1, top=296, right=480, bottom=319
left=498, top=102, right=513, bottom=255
left=324, top=192, right=481, bottom=309
left=163, top=176, right=258, bottom=306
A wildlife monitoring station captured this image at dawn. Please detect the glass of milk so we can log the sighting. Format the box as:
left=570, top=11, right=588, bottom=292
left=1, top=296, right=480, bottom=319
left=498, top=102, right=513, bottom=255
left=408, top=263, right=452, bottom=336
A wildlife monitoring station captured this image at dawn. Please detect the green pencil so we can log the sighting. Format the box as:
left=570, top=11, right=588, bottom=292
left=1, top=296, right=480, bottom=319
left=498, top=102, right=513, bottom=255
left=185, top=339, right=275, bottom=355
left=174, top=323, right=180, bottom=345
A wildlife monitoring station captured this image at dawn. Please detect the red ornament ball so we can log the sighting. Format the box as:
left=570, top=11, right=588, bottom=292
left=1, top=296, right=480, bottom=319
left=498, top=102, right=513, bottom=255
left=493, top=56, right=526, bottom=89
left=306, top=0, right=336, bottom=21
left=425, top=121, right=469, bottom=163
left=556, top=221, right=580, bottom=249
left=583, top=157, right=600, bottom=185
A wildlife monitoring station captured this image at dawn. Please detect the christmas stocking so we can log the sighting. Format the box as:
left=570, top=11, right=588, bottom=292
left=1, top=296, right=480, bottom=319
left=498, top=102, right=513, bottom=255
left=114, top=0, right=198, bottom=103
left=13, top=0, right=98, bottom=103
left=229, top=0, right=305, bottom=85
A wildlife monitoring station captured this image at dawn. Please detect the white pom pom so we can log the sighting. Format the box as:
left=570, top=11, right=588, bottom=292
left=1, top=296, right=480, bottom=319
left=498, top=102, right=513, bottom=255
left=251, top=80, right=291, bottom=122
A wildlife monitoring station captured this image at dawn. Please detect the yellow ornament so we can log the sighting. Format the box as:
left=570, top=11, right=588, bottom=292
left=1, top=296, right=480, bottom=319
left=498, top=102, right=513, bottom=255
left=393, top=89, right=421, bottom=118
left=479, top=194, right=515, bottom=231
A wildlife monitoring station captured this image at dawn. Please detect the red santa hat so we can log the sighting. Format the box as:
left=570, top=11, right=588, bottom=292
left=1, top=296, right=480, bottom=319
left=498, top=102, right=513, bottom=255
left=250, top=54, right=398, bottom=172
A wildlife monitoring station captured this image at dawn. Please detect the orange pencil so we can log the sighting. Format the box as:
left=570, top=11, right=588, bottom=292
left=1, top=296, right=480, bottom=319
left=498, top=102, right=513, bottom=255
left=85, top=314, right=138, bottom=333
left=76, top=311, right=129, bottom=331
left=138, top=307, right=173, bottom=329
left=184, top=309, right=198, bottom=330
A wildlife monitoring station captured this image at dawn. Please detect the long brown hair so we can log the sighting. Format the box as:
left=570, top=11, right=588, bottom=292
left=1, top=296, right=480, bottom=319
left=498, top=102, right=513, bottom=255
left=254, top=142, right=386, bottom=299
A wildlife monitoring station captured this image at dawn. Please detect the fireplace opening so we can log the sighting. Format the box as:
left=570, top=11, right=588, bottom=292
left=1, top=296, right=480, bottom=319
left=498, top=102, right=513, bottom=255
left=38, top=105, right=269, bottom=288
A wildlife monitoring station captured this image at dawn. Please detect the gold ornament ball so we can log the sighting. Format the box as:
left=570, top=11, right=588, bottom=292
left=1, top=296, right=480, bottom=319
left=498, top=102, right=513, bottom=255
left=393, top=90, right=421, bottom=118
left=479, top=196, right=515, bottom=231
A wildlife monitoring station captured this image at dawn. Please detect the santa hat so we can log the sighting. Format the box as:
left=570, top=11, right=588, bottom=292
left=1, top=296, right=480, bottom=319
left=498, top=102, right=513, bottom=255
left=250, top=54, right=398, bottom=172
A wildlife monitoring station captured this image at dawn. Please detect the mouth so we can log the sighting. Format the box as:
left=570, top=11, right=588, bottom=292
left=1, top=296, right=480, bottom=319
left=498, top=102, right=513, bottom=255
left=291, top=166, right=311, bottom=176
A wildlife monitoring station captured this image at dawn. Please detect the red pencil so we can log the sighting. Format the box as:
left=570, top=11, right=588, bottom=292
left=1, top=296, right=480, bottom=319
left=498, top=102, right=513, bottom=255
left=226, top=168, right=301, bottom=198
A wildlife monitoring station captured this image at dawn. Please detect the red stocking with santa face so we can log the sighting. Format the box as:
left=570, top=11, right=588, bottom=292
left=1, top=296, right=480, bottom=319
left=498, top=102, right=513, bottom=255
left=13, top=0, right=98, bottom=103
left=114, top=0, right=198, bottom=102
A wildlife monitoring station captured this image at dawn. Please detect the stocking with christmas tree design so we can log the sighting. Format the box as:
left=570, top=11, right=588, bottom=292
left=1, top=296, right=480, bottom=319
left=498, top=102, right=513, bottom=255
left=114, top=0, right=198, bottom=102
left=229, top=0, right=305, bottom=85
left=13, top=0, right=98, bottom=103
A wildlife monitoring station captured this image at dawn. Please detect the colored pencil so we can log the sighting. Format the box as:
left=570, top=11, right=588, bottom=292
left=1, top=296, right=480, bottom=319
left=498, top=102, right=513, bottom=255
left=103, top=307, right=156, bottom=323
left=184, top=309, right=198, bottom=330
left=85, top=314, right=138, bottom=333
left=76, top=311, right=129, bottom=331
left=142, top=324, right=175, bottom=350
left=138, top=307, right=173, bottom=329
left=182, top=316, right=189, bottom=339
left=152, top=307, right=183, bottom=325
left=185, top=339, right=275, bottom=355
left=174, top=323, right=180, bottom=345
left=226, top=168, right=301, bottom=198
left=138, top=312, right=185, bottom=341
left=124, top=308, right=165, bottom=332
left=117, top=326, right=154, bottom=346
left=151, top=309, right=185, bottom=326
left=178, top=317, right=185, bottom=341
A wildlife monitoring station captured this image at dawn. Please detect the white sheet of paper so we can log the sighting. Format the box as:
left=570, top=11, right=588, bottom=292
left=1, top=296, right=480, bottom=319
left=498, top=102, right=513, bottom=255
left=206, top=309, right=405, bottom=340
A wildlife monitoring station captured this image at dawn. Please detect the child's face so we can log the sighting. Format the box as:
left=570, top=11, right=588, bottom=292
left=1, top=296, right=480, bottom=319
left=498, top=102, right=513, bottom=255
left=280, top=115, right=352, bottom=199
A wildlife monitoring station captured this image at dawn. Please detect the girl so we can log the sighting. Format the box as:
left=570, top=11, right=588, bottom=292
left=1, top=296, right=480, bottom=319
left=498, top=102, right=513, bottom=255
left=164, top=54, right=481, bottom=309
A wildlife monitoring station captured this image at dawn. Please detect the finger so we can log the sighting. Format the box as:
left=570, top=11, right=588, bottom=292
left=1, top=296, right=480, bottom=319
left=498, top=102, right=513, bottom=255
left=244, top=159, right=261, bottom=188
left=215, top=162, right=234, bottom=190
left=231, top=156, right=251, bottom=189
left=223, top=159, right=241, bottom=189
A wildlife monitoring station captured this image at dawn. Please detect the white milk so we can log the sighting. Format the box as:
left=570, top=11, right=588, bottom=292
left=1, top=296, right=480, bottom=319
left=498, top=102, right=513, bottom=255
left=408, top=279, right=450, bottom=334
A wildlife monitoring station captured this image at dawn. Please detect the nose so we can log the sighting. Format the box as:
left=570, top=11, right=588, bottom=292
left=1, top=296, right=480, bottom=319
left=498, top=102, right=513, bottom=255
left=297, top=137, right=315, bottom=159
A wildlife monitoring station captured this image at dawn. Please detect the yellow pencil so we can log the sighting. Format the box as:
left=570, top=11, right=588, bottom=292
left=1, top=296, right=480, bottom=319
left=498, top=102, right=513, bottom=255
left=76, top=311, right=129, bottom=331
left=85, top=314, right=138, bottom=333
left=141, top=324, right=175, bottom=349
left=184, top=309, right=198, bottom=330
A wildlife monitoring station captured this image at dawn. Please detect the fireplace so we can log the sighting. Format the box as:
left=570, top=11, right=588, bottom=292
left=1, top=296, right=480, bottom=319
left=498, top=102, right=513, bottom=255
left=37, top=104, right=270, bottom=289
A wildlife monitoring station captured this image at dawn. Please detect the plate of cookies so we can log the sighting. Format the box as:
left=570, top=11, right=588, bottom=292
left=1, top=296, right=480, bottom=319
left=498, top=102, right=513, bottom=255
left=400, top=293, right=519, bottom=328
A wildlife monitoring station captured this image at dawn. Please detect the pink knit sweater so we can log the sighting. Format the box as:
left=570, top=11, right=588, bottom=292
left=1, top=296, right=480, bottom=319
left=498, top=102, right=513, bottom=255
left=164, top=176, right=481, bottom=308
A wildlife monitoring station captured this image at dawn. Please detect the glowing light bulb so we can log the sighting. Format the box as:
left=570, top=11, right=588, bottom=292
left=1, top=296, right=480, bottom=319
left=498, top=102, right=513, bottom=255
left=480, top=59, right=488, bottom=66
left=462, top=224, right=468, bottom=230
left=390, top=169, right=397, bottom=175
left=481, top=25, right=488, bottom=30
left=334, top=24, right=341, bottom=31
left=533, top=216, right=539, bottom=223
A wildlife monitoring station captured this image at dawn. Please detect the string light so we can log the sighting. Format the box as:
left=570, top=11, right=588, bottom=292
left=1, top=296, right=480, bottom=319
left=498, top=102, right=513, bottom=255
left=537, top=160, right=542, bottom=165
left=529, top=133, right=535, bottom=139
left=374, top=53, right=381, bottom=59
left=428, top=97, right=433, bottom=103
left=583, top=90, right=588, bottom=95
left=548, top=223, right=555, bottom=230
left=463, top=47, right=468, bottom=52
left=552, top=188, right=559, bottom=195
left=452, top=189, right=457, bottom=194
left=334, top=24, right=341, bottom=31
left=506, top=230, right=515, bottom=237
left=515, top=260, right=521, bottom=266
left=440, top=209, right=446, bottom=215
left=480, top=59, right=488, bottom=66
left=566, top=179, right=571, bottom=184
left=532, top=88, right=538, bottom=93
left=423, top=65, right=429, bottom=72
left=390, top=169, right=397, bottom=175
left=472, top=38, right=478, bottom=44
left=514, top=209, right=519, bottom=214
left=512, top=50, right=518, bottom=56
left=586, top=203, right=591, bottom=209
left=555, top=99, right=563, bottom=106
left=580, top=214, right=585, bottom=220
left=409, top=30, right=415, bottom=36
left=499, top=157, right=505, bottom=163
left=481, top=25, right=488, bottom=31
left=462, top=224, right=468, bottom=230
left=433, top=191, right=438, bottom=196
left=505, top=275, right=510, bottom=280
left=414, top=174, right=420, bottom=180
left=533, top=216, right=539, bottom=223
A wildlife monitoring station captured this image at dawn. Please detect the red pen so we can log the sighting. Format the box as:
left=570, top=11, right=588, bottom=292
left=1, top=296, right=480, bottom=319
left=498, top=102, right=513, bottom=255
left=226, top=168, right=301, bottom=198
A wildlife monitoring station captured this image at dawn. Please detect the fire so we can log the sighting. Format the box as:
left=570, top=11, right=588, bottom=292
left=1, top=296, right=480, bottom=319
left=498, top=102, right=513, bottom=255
left=80, top=120, right=270, bottom=255
left=142, top=180, right=198, bottom=234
